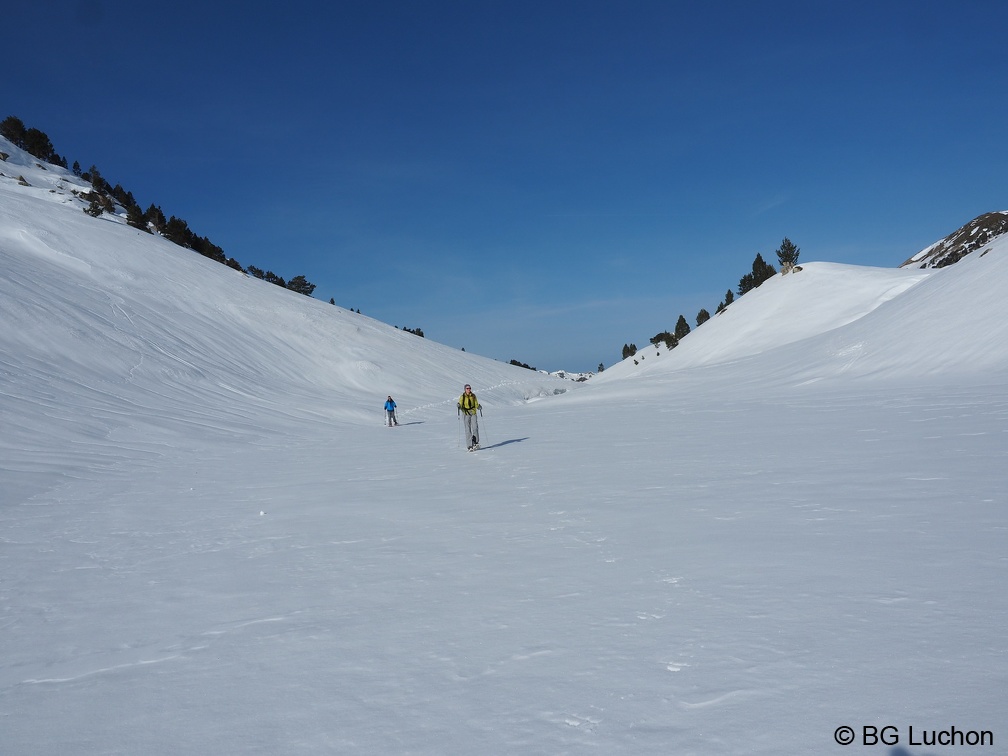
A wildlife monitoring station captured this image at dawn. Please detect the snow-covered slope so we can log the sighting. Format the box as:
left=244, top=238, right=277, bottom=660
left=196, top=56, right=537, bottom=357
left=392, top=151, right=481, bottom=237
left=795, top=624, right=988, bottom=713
left=1, top=136, right=568, bottom=503
left=597, top=262, right=930, bottom=379
left=600, top=233, right=1008, bottom=386
left=3, top=138, right=1006, bottom=755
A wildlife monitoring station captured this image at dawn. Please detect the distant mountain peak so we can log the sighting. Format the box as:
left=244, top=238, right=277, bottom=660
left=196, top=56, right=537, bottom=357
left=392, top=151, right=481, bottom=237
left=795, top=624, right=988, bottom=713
left=902, top=210, right=1008, bottom=269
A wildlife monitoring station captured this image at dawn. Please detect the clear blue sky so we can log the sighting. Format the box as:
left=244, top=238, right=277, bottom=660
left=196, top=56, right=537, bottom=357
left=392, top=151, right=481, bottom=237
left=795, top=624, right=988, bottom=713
left=5, top=0, right=1007, bottom=372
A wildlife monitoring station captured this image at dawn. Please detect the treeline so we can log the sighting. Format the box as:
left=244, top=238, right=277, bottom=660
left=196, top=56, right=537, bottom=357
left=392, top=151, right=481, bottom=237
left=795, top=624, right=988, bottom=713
left=620, top=238, right=801, bottom=364
left=0, top=117, right=67, bottom=167
left=2, top=115, right=320, bottom=300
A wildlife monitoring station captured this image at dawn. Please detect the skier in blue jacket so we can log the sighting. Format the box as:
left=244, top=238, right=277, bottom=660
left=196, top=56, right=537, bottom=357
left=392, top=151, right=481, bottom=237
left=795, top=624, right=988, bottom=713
left=384, top=396, right=398, bottom=426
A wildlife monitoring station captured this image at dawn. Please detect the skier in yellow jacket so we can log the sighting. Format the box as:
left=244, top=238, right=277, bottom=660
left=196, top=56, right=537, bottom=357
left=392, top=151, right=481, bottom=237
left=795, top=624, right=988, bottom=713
left=457, top=384, right=481, bottom=450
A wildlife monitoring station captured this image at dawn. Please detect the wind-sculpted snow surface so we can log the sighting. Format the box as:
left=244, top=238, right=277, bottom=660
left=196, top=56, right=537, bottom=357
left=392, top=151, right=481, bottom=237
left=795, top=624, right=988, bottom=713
left=2, top=139, right=1007, bottom=753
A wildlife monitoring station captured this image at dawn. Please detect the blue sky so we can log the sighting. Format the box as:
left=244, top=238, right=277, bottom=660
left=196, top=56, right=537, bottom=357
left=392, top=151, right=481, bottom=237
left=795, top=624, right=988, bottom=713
left=5, top=0, right=1007, bottom=372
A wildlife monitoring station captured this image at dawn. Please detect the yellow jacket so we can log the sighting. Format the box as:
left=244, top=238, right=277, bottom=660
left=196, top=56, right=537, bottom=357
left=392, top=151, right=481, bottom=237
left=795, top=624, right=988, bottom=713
left=458, top=392, right=480, bottom=415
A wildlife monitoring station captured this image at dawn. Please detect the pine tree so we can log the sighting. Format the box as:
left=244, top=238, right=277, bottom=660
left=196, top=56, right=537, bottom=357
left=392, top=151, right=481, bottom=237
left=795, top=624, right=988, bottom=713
left=650, top=331, right=677, bottom=349
left=738, top=253, right=776, bottom=295
left=111, top=184, right=136, bottom=210
left=144, top=204, right=166, bottom=233
left=87, top=164, right=108, bottom=194
left=0, top=115, right=26, bottom=146
left=754, top=252, right=776, bottom=283
left=776, top=237, right=800, bottom=271
left=675, top=314, right=691, bottom=340
left=287, top=275, right=317, bottom=296
left=193, top=236, right=226, bottom=263
left=84, top=196, right=104, bottom=217
left=264, top=271, right=286, bottom=287
left=23, top=128, right=50, bottom=159
left=696, top=308, right=710, bottom=326
left=126, top=203, right=148, bottom=231
left=163, top=216, right=192, bottom=247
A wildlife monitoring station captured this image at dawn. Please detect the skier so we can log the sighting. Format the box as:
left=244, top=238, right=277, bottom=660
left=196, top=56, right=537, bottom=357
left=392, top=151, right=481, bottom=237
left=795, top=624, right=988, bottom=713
left=384, top=395, right=398, bottom=426
left=457, top=384, right=481, bottom=450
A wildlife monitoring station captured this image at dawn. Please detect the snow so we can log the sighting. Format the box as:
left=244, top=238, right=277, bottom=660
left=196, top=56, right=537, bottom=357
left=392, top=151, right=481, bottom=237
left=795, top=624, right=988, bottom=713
left=2, top=138, right=1007, bottom=754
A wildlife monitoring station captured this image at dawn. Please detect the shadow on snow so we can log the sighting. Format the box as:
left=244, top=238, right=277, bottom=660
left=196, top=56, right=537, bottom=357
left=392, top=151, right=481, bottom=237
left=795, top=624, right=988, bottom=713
left=478, top=437, right=529, bottom=451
